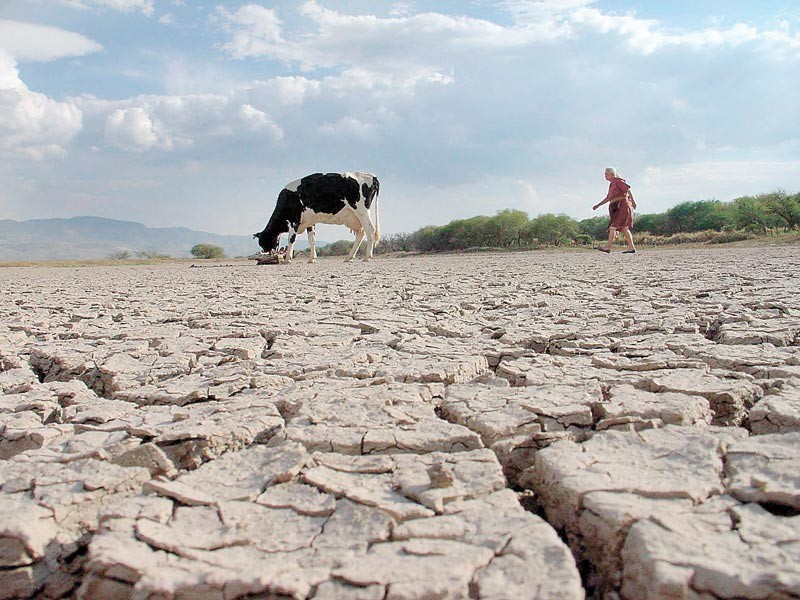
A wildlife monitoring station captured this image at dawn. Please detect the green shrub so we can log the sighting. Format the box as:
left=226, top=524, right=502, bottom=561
left=190, top=243, right=225, bottom=259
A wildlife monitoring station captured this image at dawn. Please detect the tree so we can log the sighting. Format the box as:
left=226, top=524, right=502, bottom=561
left=136, top=249, right=170, bottom=259
left=526, top=214, right=579, bottom=246
left=761, top=191, right=800, bottom=230
left=634, top=213, right=668, bottom=235
left=664, top=200, right=732, bottom=233
left=377, top=233, right=413, bottom=253
left=731, top=196, right=771, bottom=234
left=489, top=209, right=529, bottom=247
left=108, top=249, right=132, bottom=260
left=190, top=243, right=225, bottom=259
left=318, top=240, right=352, bottom=256
left=578, top=217, right=609, bottom=240
left=409, top=226, right=439, bottom=252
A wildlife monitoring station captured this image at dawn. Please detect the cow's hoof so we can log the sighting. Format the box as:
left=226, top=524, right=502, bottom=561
left=344, top=258, right=354, bottom=263
left=308, top=260, right=316, bottom=264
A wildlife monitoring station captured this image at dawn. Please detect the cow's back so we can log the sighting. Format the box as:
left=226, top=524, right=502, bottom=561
left=293, top=173, right=361, bottom=213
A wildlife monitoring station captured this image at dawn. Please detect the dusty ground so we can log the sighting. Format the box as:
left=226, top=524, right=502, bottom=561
left=1, top=245, right=799, bottom=599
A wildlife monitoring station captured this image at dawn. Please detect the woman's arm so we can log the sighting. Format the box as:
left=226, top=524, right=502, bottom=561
left=594, top=195, right=626, bottom=209
left=628, top=191, right=637, bottom=210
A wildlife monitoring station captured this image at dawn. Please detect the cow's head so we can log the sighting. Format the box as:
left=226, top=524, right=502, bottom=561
left=253, top=230, right=280, bottom=254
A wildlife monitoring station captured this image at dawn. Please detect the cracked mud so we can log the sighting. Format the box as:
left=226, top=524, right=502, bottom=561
left=1, top=245, right=799, bottom=599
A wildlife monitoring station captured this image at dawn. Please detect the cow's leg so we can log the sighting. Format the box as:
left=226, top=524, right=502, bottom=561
left=286, top=232, right=297, bottom=262
left=307, top=227, right=317, bottom=263
left=361, top=221, right=377, bottom=261
left=346, top=230, right=366, bottom=262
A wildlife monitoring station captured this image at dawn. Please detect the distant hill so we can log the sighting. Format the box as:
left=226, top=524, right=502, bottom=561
left=0, top=216, right=266, bottom=261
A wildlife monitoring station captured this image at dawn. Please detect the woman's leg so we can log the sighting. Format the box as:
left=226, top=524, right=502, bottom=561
left=604, top=227, right=617, bottom=251
left=621, top=228, right=635, bottom=250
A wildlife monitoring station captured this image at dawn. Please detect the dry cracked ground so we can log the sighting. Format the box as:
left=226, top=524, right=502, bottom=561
left=1, top=245, right=799, bottom=600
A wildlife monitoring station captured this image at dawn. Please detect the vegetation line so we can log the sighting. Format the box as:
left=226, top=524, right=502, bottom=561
left=318, top=190, right=800, bottom=255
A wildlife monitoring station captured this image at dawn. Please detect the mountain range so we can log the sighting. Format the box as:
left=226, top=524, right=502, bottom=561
left=0, top=216, right=265, bottom=261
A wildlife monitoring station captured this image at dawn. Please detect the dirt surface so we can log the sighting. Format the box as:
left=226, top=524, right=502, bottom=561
left=2, top=245, right=799, bottom=599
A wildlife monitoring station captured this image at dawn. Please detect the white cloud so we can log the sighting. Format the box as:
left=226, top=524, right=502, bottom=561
left=319, top=116, right=376, bottom=139
left=218, top=4, right=289, bottom=60
left=238, top=104, right=284, bottom=140
left=78, top=91, right=289, bottom=153
left=218, top=1, right=539, bottom=71
left=0, top=50, right=83, bottom=160
left=569, top=8, right=761, bottom=55
left=105, top=107, right=164, bottom=152
left=639, top=160, right=800, bottom=209
left=249, top=76, right=321, bottom=106
left=58, top=0, right=155, bottom=16
left=0, top=19, right=102, bottom=62
left=323, top=67, right=453, bottom=97
left=567, top=7, right=800, bottom=57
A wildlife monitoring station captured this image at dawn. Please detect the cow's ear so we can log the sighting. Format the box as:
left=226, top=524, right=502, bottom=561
left=252, top=233, right=259, bottom=238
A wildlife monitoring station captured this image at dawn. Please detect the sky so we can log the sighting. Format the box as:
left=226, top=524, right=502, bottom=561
left=1, top=1, right=799, bottom=240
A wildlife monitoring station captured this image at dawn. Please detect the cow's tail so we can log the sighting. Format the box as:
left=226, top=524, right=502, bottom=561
left=373, top=179, right=381, bottom=244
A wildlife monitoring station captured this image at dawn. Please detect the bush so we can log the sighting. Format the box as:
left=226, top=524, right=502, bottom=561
left=136, top=249, right=170, bottom=259
left=190, top=243, right=225, bottom=259
left=705, top=231, right=754, bottom=244
left=108, top=250, right=132, bottom=260
left=318, top=240, right=353, bottom=256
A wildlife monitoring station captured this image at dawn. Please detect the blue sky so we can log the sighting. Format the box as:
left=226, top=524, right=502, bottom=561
left=1, top=1, right=798, bottom=240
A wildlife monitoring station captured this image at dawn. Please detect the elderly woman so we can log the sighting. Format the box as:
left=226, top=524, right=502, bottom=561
left=593, top=167, right=637, bottom=253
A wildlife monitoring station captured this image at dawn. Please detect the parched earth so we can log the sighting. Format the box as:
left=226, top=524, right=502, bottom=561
left=1, top=245, right=799, bottom=600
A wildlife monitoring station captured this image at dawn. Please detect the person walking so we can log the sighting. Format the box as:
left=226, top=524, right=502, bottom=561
left=593, top=167, right=637, bottom=253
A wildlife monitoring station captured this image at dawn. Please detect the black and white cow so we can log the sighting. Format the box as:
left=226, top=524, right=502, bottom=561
left=254, top=172, right=381, bottom=263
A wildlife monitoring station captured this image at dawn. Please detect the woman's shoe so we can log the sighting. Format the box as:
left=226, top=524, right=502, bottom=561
left=596, top=248, right=611, bottom=253
left=622, top=249, right=636, bottom=254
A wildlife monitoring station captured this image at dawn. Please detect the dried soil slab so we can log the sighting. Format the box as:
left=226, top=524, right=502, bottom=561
left=29, top=344, right=198, bottom=399
left=82, top=447, right=581, bottom=600
left=595, top=384, right=712, bottom=431
left=527, top=426, right=747, bottom=532
left=0, top=459, right=150, bottom=599
left=390, top=489, right=584, bottom=600
left=443, top=382, right=598, bottom=444
left=319, top=337, right=491, bottom=384
left=441, top=382, right=598, bottom=482
left=496, top=354, right=627, bottom=387
left=670, top=341, right=800, bottom=379
left=305, top=449, right=507, bottom=518
left=59, top=396, right=284, bottom=470
left=524, top=426, right=749, bottom=595
left=526, top=425, right=800, bottom=598
left=0, top=381, right=104, bottom=460
left=714, top=318, right=800, bottom=347
left=134, top=398, right=284, bottom=470
left=146, top=441, right=309, bottom=506
left=725, top=431, right=800, bottom=510
left=748, top=385, right=800, bottom=434
left=640, top=368, right=763, bottom=425
left=112, top=362, right=293, bottom=405
left=621, top=500, right=800, bottom=600
left=274, top=381, right=481, bottom=455
left=577, top=491, right=695, bottom=595
left=28, top=343, right=105, bottom=389
left=0, top=365, right=38, bottom=394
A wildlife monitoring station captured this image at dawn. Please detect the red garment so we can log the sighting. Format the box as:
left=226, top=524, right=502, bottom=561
left=606, top=177, right=633, bottom=230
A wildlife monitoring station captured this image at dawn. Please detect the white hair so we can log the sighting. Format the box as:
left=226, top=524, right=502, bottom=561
left=605, top=167, right=617, bottom=177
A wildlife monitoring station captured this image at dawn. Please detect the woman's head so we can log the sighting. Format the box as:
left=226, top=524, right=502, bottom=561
left=604, top=167, right=617, bottom=181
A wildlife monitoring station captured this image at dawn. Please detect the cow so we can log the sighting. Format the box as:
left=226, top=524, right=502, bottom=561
left=253, top=172, right=381, bottom=263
